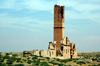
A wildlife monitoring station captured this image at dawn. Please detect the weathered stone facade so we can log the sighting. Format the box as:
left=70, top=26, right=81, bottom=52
left=23, top=4, right=77, bottom=59
left=48, top=4, right=77, bottom=59
left=48, top=36, right=77, bottom=59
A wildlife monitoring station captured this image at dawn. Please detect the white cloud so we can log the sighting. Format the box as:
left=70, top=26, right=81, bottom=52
left=74, top=3, right=100, bottom=11
left=58, top=0, right=100, bottom=11
left=65, top=10, right=100, bottom=24
left=0, top=13, right=53, bottom=32
left=23, top=0, right=55, bottom=11
left=69, top=36, right=100, bottom=52
left=0, top=0, right=55, bottom=11
left=58, top=0, right=100, bottom=24
left=0, top=0, right=16, bottom=9
left=0, top=13, right=8, bottom=17
left=0, top=0, right=100, bottom=11
left=0, top=0, right=100, bottom=52
left=0, top=0, right=100, bottom=32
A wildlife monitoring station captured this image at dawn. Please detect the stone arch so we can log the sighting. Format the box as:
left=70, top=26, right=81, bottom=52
left=73, top=44, right=75, bottom=49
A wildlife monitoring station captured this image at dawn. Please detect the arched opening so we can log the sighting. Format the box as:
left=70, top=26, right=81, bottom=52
left=61, top=46, right=63, bottom=51
left=60, top=8, right=63, bottom=18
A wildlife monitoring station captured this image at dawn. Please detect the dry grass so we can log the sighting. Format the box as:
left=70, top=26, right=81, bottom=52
left=0, top=52, right=100, bottom=66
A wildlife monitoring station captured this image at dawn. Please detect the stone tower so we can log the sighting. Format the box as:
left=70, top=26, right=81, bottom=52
left=24, top=4, right=77, bottom=59
left=54, top=5, right=65, bottom=51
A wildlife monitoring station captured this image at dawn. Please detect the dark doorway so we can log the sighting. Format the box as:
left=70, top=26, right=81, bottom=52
left=71, top=55, right=73, bottom=59
left=61, top=46, right=63, bottom=51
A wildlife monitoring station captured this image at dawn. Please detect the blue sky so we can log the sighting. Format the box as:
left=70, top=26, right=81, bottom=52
left=0, top=0, right=100, bottom=52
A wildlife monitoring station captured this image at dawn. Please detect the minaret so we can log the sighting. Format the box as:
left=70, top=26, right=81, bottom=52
left=54, top=5, right=65, bottom=52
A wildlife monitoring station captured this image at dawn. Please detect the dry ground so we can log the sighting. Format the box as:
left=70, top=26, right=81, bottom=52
left=0, top=52, right=100, bottom=66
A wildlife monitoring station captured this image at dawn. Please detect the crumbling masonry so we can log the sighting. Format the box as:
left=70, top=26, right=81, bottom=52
left=23, top=5, right=77, bottom=59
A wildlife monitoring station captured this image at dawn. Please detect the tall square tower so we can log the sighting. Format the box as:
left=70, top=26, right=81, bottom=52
left=54, top=5, right=65, bottom=51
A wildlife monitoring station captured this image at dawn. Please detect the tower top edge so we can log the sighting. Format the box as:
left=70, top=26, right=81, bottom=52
left=54, top=4, right=65, bottom=7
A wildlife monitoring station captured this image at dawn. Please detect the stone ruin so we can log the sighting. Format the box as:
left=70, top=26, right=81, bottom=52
left=23, top=4, right=77, bottom=59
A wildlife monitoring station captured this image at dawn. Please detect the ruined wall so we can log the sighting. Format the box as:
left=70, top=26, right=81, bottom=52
left=40, top=50, right=49, bottom=57
left=63, top=46, right=70, bottom=59
left=32, top=50, right=40, bottom=56
left=70, top=43, right=77, bottom=58
left=72, top=47, right=77, bottom=58
left=54, top=5, right=65, bottom=51
left=61, top=36, right=70, bottom=59
left=48, top=49, right=56, bottom=58
left=48, top=41, right=56, bottom=58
